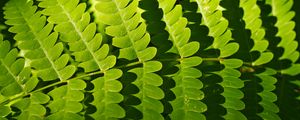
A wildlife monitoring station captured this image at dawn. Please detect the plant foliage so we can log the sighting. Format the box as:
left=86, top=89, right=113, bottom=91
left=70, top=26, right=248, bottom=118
left=0, top=0, right=300, bottom=119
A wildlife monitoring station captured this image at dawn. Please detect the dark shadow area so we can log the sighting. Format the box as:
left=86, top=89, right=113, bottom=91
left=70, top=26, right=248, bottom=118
left=241, top=72, right=263, bottom=120
left=139, top=0, right=173, bottom=57
left=180, top=0, right=217, bottom=57
left=159, top=60, right=177, bottom=120
left=0, top=0, right=14, bottom=43
left=83, top=75, right=96, bottom=120
left=201, top=74, right=226, bottom=120
left=83, top=92, right=96, bottom=120
left=0, top=0, right=7, bottom=25
left=275, top=74, right=300, bottom=120
left=293, top=0, right=300, bottom=63
left=220, top=0, right=256, bottom=62
left=119, top=70, right=142, bottom=120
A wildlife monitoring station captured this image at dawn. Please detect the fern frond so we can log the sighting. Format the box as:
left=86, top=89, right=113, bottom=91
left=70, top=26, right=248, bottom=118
left=240, top=0, right=274, bottom=66
left=0, top=34, right=46, bottom=119
left=157, top=0, right=207, bottom=119
left=91, top=69, right=125, bottom=119
left=95, top=0, right=165, bottom=119
left=88, top=0, right=109, bottom=41
left=0, top=36, right=30, bottom=98
left=266, top=0, right=300, bottom=75
left=238, top=1, right=279, bottom=119
left=0, top=36, right=24, bottom=118
left=191, top=0, right=239, bottom=58
left=38, top=0, right=115, bottom=73
left=256, top=68, right=280, bottom=120
left=4, top=0, right=76, bottom=81
left=95, top=0, right=155, bottom=61
left=190, top=0, right=246, bottom=119
left=12, top=92, right=50, bottom=120
left=37, top=1, right=125, bottom=119
left=219, top=60, right=246, bottom=120
left=46, top=79, right=85, bottom=119
left=267, top=0, right=299, bottom=62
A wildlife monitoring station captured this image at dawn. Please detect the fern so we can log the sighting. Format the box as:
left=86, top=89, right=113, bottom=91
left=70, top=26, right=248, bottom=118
left=1, top=0, right=300, bottom=119
left=4, top=0, right=76, bottom=81
left=37, top=0, right=125, bottom=119
left=92, top=0, right=165, bottom=119
left=157, top=0, right=206, bottom=119
left=189, top=0, right=246, bottom=119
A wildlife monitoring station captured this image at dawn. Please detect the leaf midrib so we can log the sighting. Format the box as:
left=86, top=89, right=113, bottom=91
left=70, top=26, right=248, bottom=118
left=14, top=2, right=64, bottom=81
left=57, top=2, right=105, bottom=72
left=0, top=58, right=24, bottom=92
left=111, top=0, right=142, bottom=61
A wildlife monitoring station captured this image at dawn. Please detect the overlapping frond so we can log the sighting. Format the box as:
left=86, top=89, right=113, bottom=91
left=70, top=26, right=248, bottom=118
left=0, top=0, right=299, bottom=119
left=38, top=0, right=115, bottom=73
left=37, top=0, right=125, bottom=119
left=88, top=0, right=108, bottom=41
left=239, top=0, right=279, bottom=119
left=256, top=68, right=280, bottom=120
left=218, top=59, right=246, bottom=120
left=91, top=69, right=125, bottom=119
left=12, top=92, right=50, bottom=120
left=158, top=0, right=206, bottom=119
left=240, top=0, right=273, bottom=66
left=95, top=0, right=165, bottom=119
left=94, top=0, right=156, bottom=61
left=192, top=0, right=239, bottom=58
left=46, top=79, right=86, bottom=119
left=191, top=0, right=245, bottom=119
left=4, top=0, right=76, bottom=81
left=0, top=35, right=31, bottom=98
left=267, top=0, right=299, bottom=62
left=0, top=35, right=32, bottom=119
left=265, top=0, right=300, bottom=118
left=266, top=0, right=300, bottom=75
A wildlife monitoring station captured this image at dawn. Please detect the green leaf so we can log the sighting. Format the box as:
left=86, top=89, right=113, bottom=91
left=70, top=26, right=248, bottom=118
left=222, top=97, right=245, bottom=110
left=30, top=92, right=50, bottom=104
left=91, top=68, right=125, bottom=119
left=68, top=79, right=86, bottom=90
left=281, top=64, right=300, bottom=76
left=220, top=77, right=244, bottom=88
left=218, top=68, right=241, bottom=77
left=105, top=69, right=123, bottom=80
left=143, top=73, right=164, bottom=86
left=4, top=0, right=76, bottom=81
left=144, top=84, right=164, bottom=99
left=138, top=47, right=157, bottom=61
left=253, top=52, right=274, bottom=66
left=223, top=108, right=247, bottom=120
left=220, top=43, right=239, bottom=58
left=38, top=0, right=116, bottom=73
left=222, top=87, right=244, bottom=99
left=179, top=42, right=200, bottom=57
left=182, top=77, right=203, bottom=89
left=144, top=61, right=162, bottom=73
left=220, top=59, right=243, bottom=68
left=0, top=106, right=10, bottom=117
left=0, top=37, right=31, bottom=97
left=181, top=56, right=203, bottom=68
left=46, top=112, right=84, bottom=120
left=180, top=68, right=202, bottom=78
